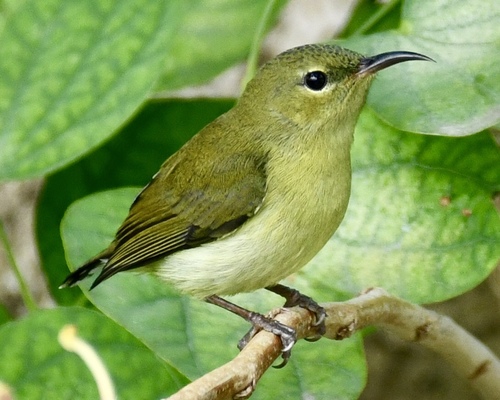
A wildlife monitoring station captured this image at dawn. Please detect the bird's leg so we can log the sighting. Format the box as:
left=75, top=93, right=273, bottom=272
left=205, top=295, right=296, bottom=367
left=266, top=284, right=327, bottom=340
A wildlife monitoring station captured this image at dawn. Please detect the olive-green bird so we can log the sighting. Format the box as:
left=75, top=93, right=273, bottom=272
left=62, top=43, right=432, bottom=364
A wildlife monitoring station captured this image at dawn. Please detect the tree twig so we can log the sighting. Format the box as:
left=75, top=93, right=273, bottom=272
left=166, top=288, right=500, bottom=400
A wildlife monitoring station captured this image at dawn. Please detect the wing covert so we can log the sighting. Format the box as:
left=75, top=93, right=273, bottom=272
left=93, top=144, right=268, bottom=285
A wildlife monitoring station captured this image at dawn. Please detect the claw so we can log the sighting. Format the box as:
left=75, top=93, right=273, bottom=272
left=272, top=352, right=290, bottom=369
left=280, top=330, right=296, bottom=353
left=234, top=378, right=256, bottom=399
left=312, top=309, right=327, bottom=327
left=304, top=334, right=322, bottom=342
left=238, top=312, right=297, bottom=368
left=273, top=331, right=295, bottom=368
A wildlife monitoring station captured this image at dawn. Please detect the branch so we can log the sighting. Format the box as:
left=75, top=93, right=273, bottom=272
left=165, top=288, right=500, bottom=400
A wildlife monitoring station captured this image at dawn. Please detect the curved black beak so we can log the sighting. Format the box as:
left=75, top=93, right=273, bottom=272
left=358, top=51, right=434, bottom=75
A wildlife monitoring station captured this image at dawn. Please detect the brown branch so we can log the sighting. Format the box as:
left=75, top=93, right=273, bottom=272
left=165, top=288, right=500, bottom=400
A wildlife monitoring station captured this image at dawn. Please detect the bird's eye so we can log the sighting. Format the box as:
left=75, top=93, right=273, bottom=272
left=304, top=71, right=328, bottom=91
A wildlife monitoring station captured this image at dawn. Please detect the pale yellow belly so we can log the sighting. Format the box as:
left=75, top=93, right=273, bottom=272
left=155, top=166, right=351, bottom=298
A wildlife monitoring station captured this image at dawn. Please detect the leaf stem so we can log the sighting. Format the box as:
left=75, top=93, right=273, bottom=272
left=59, top=324, right=116, bottom=400
left=0, top=218, right=37, bottom=311
left=352, top=0, right=401, bottom=36
left=241, top=0, right=281, bottom=92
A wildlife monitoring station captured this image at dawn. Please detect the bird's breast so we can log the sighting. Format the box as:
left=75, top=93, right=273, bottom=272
left=155, top=134, right=353, bottom=297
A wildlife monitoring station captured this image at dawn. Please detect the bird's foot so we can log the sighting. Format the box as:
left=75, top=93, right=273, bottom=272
left=266, top=284, right=327, bottom=340
left=238, top=308, right=296, bottom=368
left=205, top=295, right=296, bottom=368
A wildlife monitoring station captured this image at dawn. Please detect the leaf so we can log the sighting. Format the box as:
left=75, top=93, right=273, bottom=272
left=341, top=0, right=500, bottom=136
left=300, top=108, right=500, bottom=303
left=0, top=0, right=24, bottom=30
left=155, top=0, right=288, bottom=91
left=339, top=0, right=402, bottom=38
left=61, top=188, right=367, bottom=399
left=0, top=304, right=11, bottom=326
left=37, top=100, right=233, bottom=304
left=256, top=335, right=366, bottom=400
left=0, top=0, right=185, bottom=181
left=0, top=0, right=281, bottom=181
left=0, top=307, right=188, bottom=399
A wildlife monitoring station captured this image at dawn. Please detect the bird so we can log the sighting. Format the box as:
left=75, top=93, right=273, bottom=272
left=61, top=43, right=432, bottom=365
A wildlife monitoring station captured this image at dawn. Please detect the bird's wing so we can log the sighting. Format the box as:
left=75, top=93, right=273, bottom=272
left=92, top=139, right=268, bottom=286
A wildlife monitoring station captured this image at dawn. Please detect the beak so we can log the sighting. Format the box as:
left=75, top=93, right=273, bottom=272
left=358, top=51, right=434, bottom=75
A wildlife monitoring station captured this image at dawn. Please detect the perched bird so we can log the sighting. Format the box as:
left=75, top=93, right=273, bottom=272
left=62, top=43, right=432, bottom=365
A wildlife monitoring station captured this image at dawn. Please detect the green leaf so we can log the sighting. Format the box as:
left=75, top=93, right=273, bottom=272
left=0, top=307, right=188, bottom=399
left=37, top=100, right=233, bottom=304
left=0, top=304, right=12, bottom=326
left=339, top=0, right=402, bottom=38
left=155, top=0, right=288, bottom=91
left=61, top=188, right=367, bottom=399
left=256, top=336, right=366, bottom=400
left=0, top=0, right=185, bottom=181
left=0, top=0, right=286, bottom=181
left=341, top=0, right=500, bottom=135
left=0, top=0, right=24, bottom=31
left=301, top=108, right=500, bottom=303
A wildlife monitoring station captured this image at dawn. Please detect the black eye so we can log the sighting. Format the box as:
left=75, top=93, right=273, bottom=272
left=304, top=71, right=328, bottom=91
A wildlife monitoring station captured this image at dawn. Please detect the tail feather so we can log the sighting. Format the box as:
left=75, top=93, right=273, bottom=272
left=59, top=253, right=109, bottom=289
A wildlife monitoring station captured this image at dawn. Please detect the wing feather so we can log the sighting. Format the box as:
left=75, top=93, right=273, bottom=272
left=91, top=128, right=268, bottom=287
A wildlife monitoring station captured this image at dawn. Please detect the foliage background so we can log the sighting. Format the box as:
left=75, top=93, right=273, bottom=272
left=0, top=0, right=499, bottom=399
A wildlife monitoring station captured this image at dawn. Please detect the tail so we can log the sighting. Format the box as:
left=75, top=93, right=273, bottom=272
left=59, top=249, right=111, bottom=289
